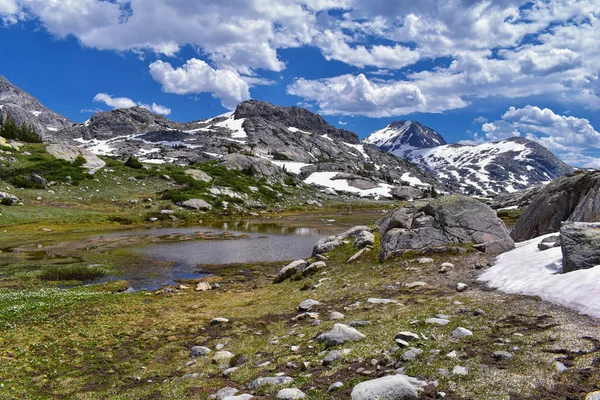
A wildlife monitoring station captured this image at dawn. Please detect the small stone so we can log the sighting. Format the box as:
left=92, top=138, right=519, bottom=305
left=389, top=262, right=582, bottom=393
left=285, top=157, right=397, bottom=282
left=419, top=257, right=434, bottom=264
left=452, top=366, right=468, bottom=376
left=401, top=347, right=423, bottom=361
left=211, top=317, right=229, bottom=325
left=322, top=350, right=343, bottom=366
left=215, top=387, right=239, bottom=399
left=493, top=351, right=513, bottom=361
left=298, top=299, right=321, bottom=311
left=405, top=281, right=427, bottom=289
left=215, top=343, right=225, bottom=350
left=290, top=346, right=300, bottom=352
left=446, top=351, right=458, bottom=359
left=276, top=388, right=305, bottom=400
left=452, top=327, right=473, bottom=339
left=456, top=283, right=468, bottom=292
left=425, top=318, right=450, bottom=326
left=330, top=311, right=345, bottom=320
left=196, top=282, right=212, bottom=291
left=328, top=382, right=343, bottom=392
left=190, top=346, right=211, bottom=357
left=317, top=323, right=366, bottom=347
left=349, top=320, right=372, bottom=327
left=247, top=376, right=294, bottom=390
left=441, top=262, right=454, bottom=268
left=367, top=298, right=398, bottom=304
left=395, top=338, right=409, bottom=347
left=213, top=351, right=235, bottom=366
left=473, top=309, right=485, bottom=316
left=222, top=367, right=238, bottom=377
left=395, top=331, right=420, bottom=342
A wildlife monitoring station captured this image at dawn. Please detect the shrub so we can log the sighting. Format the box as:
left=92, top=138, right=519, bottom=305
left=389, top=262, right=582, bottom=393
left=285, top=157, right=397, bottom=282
left=124, top=156, right=144, bottom=169
left=39, top=265, right=107, bottom=281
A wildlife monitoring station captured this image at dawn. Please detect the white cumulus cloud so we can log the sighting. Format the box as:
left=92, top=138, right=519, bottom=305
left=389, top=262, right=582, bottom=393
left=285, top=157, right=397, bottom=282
left=93, top=93, right=171, bottom=115
left=287, top=73, right=426, bottom=117
left=149, top=59, right=250, bottom=110
left=480, top=105, right=600, bottom=165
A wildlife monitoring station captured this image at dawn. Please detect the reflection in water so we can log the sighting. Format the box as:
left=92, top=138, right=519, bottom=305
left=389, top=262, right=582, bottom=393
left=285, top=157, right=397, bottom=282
left=103, top=221, right=342, bottom=290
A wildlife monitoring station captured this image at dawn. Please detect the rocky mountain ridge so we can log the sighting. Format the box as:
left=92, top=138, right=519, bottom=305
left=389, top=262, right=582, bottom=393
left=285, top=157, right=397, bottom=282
left=364, top=121, right=573, bottom=196
left=0, top=74, right=73, bottom=139
left=0, top=73, right=440, bottom=199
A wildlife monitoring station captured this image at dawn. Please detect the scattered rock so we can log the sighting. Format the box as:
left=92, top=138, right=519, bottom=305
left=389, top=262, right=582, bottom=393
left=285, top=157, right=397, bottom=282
left=419, top=257, right=434, bottom=264
left=401, top=348, right=424, bottom=361
left=405, top=281, right=427, bottom=289
left=180, top=198, right=213, bottom=211
left=452, top=327, right=473, bottom=339
left=247, top=376, right=294, bottom=390
left=214, top=387, right=239, bottom=399
left=211, top=317, right=230, bottom=325
left=330, top=311, right=345, bottom=320
left=350, top=374, right=426, bottom=400
left=274, top=260, right=308, bottom=283
left=349, top=320, right=371, bottom=327
left=348, top=248, right=369, bottom=262
left=222, top=395, right=253, bottom=400
left=492, top=351, right=513, bottom=361
left=190, top=346, right=211, bottom=357
left=425, top=318, right=450, bottom=326
left=456, top=283, right=468, bottom=292
left=367, top=298, right=398, bottom=304
left=395, top=332, right=420, bottom=342
left=585, top=392, right=600, bottom=400
left=322, top=350, right=343, bottom=366
left=452, top=366, right=468, bottom=376
left=213, top=351, right=235, bottom=366
left=303, top=261, right=325, bottom=276
left=298, top=299, right=321, bottom=311
left=196, top=282, right=212, bottom=291
left=276, top=388, right=305, bottom=400
left=328, top=382, right=343, bottom=392
left=317, top=323, right=366, bottom=347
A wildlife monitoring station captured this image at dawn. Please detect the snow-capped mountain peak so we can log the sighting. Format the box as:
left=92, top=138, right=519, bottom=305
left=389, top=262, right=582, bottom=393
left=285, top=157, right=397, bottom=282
left=365, top=121, right=573, bottom=196
left=364, top=120, right=447, bottom=154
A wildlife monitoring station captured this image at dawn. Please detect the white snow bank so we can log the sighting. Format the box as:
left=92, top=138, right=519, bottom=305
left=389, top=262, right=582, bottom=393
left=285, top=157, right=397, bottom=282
left=271, top=161, right=312, bottom=174
left=304, top=171, right=393, bottom=198
left=478, top=233, right=600, bottom=319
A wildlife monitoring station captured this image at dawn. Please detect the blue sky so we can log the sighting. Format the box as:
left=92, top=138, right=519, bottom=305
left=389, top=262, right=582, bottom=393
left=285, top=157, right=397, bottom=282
left=1, top=0, right=600, bottom=167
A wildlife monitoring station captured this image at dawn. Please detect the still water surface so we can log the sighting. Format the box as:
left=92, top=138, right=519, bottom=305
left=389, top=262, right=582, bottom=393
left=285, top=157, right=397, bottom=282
left=103, top=221, right=344, bottom=290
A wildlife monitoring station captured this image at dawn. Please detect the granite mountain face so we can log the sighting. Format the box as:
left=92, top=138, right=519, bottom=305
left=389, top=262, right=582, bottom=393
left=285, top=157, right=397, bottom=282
left=0, top=75, right=73, bottom=139
left=364, top=120, right=573, bottom=196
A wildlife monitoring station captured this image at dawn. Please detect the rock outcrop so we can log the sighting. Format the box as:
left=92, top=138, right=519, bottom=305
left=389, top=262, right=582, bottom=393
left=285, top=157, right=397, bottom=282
left=46, top=144, right=106, bottom=174
left=350, top=374, right=426, bottom=400
left=511, top=171, right=600, bottom=241
left=379, top=195, right=514, bottom=261
left=560, top=222, right=600, bottom=273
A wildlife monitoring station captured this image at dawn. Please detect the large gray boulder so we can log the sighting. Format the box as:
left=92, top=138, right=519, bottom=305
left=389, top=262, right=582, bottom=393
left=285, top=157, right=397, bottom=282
left=560, top=222, right=600, bottom=273
left=379, top=195, right=514, bottom=261
left=46, top=144, right=106, bottom=174
left=220, top=153, right=290, bottom=184
left=351, top=375, right=426, bottom=400
left=313, top=225, right=371, bottom=256
left=179, top=198, right=212, bottom=211
left=512, top=171, right=600, bottom=241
